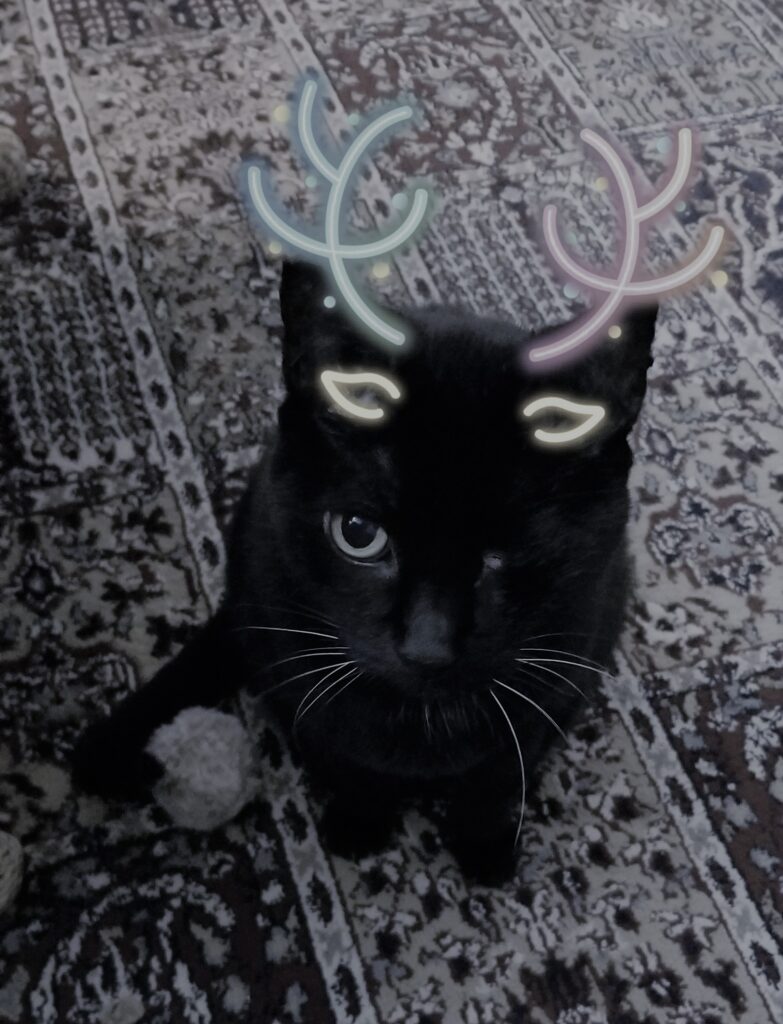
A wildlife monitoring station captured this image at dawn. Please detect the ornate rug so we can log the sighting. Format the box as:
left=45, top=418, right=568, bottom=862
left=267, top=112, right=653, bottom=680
left=1, top=0, right=782, bottom=1020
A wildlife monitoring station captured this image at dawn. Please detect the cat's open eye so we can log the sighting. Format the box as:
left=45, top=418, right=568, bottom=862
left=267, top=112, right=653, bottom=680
left=325, top=512, right=390, bottom=562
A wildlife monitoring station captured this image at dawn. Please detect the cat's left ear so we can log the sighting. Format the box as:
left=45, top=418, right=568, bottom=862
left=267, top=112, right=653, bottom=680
left=534, top=302, right=659, bottom=437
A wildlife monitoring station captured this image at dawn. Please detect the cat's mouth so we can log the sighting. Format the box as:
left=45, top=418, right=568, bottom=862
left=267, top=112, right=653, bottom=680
left=417, top=675, right=462, bottom=699
left=386, top=662, right=487, bottom=703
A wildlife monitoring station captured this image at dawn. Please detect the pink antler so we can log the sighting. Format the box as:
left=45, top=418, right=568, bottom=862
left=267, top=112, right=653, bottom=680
left=524, top=127, right=725, bottom=370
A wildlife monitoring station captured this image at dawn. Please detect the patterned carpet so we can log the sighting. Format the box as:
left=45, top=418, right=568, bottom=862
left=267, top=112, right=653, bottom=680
left=2, top=0, right=783, bottom=1020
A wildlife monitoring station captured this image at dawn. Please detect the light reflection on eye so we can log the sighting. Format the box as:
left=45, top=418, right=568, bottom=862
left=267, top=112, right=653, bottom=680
left=319, top=369, right=402, bottom=421
left=520, top=395, right=607, bottom=446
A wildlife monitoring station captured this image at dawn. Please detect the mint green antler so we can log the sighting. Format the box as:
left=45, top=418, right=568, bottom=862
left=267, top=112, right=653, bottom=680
left=245, top=79, right=430, bottom=346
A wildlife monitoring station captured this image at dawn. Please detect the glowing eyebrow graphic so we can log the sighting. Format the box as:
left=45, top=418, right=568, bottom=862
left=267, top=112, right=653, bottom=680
left=521, top=396, right=606, bottom=445
left=319, top=370, right=402, bottom=421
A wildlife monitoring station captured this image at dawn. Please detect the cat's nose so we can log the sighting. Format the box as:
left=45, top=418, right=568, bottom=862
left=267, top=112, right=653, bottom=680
left=397, top=586, right=459, bottom=671
left=398, top=630, right=455, bottom=670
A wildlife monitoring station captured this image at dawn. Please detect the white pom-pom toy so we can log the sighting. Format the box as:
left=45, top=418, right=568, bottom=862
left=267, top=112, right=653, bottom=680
left=146, top=707, right=259, bottom=831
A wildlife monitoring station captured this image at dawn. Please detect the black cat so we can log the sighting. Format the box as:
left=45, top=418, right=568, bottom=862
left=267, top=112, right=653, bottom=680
left=72, top=260, right=657, bottom=885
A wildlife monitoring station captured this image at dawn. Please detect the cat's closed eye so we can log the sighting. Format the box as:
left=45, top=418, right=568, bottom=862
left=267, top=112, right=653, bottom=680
left=325, top=511, right=390, bottom=562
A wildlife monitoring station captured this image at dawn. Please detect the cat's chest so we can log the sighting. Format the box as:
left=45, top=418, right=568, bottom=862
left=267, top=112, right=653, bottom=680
left=267, top=688, right=495, bottom=781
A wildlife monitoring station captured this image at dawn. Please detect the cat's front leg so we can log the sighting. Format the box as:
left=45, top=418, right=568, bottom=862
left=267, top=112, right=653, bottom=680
left=71, top=606, right=243, bottom=801
left=445, top=693, right=586, bottom=885
left=439, top=748, right=531, bottom=886
left=444, top=789, right=522, bottom=886
left=320, top=792, right=402, bottom=859
left=306, top=758, right=404, bottom=859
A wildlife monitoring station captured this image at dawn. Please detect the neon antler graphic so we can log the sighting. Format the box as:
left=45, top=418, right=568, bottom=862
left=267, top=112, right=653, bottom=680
left=525, top=127, right=725, bottom=369
left=243, top=79, right=431, bottom=347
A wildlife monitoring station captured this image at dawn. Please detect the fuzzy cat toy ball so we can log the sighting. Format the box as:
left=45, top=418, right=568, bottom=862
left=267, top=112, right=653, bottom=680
left=146, top=707, right=259, bottom=830
left=0, top=127, right=27, bottom=203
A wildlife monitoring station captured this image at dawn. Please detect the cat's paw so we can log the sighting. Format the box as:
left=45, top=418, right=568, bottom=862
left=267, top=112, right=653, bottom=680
left=71, top=718, right=164, bottom=802
left=447, top=827, right=520, bottom=887
left=319, top=798, right=396, bottom=860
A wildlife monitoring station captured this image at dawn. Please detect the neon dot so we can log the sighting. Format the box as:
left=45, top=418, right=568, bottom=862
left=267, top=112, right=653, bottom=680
left=347, top=112, right=360, bottom=126
left=272, top=104, right=290, bottom=124
left=563, top=283, right=580, bottom=299
left=268, top=241, right=282, bottom=255
left=656, top=137, right=672, bottom=154
left=372, top=261, right=391, bottom=279
left=391, top=192, right=408, bottom=211
left=675, top=201, right=687, bottom=212
left=608, top=324, right=622, bottom=339
left=594, top=176, right=609, bottom=192
left=305, top=174, right=317, bottom=188
left=710, top=270, right=728, bottom=288
left=323, top=295, right=336, bottom=308
left=566, top=231, right=579, bottom=245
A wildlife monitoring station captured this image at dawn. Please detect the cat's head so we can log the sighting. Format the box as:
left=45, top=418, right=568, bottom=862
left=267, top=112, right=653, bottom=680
left=268, top=260, right=656, bottom=705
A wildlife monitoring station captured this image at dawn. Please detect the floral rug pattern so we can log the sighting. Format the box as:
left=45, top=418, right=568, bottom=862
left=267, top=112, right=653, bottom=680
left=1, top=0, right=782, bottom=1020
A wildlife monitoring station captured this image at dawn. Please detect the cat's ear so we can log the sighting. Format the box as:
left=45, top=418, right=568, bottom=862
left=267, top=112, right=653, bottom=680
left=278, top=259, right=401, bottom=420
left=279, top=258, right=327, bottom=344
left=279, top=259, right=333, bottom=392
left=582, top=302, right=658, bottom=433
left=531, top=302, right=659, bottom=439
left=279, top=259, right=378, bottom=396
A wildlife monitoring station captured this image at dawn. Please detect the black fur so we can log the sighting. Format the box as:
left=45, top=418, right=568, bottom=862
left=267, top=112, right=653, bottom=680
left=72, top=261, right=657, bottom=884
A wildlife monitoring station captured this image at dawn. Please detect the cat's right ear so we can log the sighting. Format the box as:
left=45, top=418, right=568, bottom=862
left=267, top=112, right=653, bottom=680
left=279, top=259, right=325, bottom=343
left=278, top=259, right=369, bottom=396
left=279, top=259, right=327, bottom=392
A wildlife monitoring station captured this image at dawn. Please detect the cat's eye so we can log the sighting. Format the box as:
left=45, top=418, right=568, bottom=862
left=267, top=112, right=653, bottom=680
left=325, top=512, right=390, bottom=562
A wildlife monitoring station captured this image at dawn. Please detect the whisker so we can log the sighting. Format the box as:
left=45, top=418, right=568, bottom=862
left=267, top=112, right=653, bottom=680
left=423, top=702, right=432, bottom=741
left=439, top=702, right=453, bottom=740
left=517, top=657, right=615, bottom=679
left=263, top=658, right=352, bottom=697
left=269, top=646, right=349, bottom=669
left=514, top=661, right=579, bottom=701
left=521, top=631, right=600, bottom=643
left=296, top=663, right=359, bottom=727
left=235, top=626, right=339, bottom=641
left=234, top=600, right=338, bottom=629
left=516, top=661, right=589, bottom=702
left=274, top=601, right=338, bottom=628
left=292, top=661, right=352, bottom=725
left=323, top=669, right=364, bottom=710
left=492, top=678, right=566, bottom=741
left=489, top=689, right=526, bottom=851
left=518, top=646, right=607, bottom=671
left=281, top=599, right=338, bottom=625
